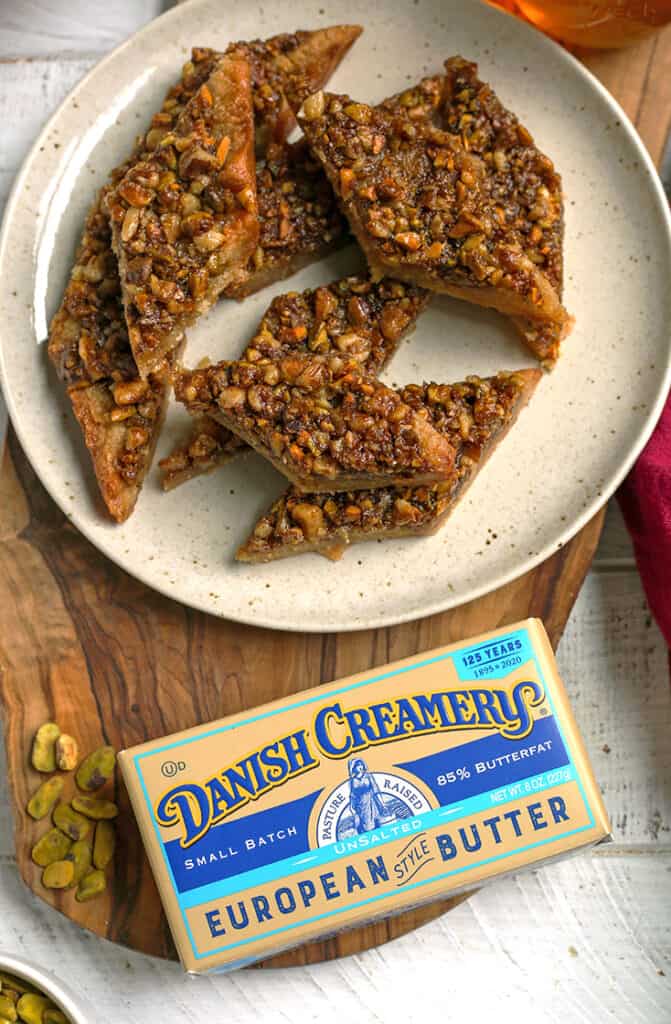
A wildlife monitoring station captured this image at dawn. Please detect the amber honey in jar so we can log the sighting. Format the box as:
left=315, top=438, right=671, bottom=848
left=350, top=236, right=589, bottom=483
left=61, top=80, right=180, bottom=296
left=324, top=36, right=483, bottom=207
left=489, top=1, right=671, bottom=48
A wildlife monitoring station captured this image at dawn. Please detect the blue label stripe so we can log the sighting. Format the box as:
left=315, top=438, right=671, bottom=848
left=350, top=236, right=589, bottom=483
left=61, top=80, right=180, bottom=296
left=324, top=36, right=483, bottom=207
left=166, top=791, right=322, bottom=894
left=176, top=764, right=576, bottom=912
left=165, top=714, right=567, bottom=896
left=396, top=713, right=566, bottom=803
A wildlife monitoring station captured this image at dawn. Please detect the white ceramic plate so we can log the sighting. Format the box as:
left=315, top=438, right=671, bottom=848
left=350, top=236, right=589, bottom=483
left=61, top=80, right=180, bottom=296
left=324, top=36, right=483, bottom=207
left=1, top=0, right=670, bottom=633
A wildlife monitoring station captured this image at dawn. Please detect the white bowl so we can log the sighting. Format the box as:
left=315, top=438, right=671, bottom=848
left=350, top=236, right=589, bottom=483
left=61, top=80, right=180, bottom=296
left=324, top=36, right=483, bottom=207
left=0, top=951, right=97, bottom=1024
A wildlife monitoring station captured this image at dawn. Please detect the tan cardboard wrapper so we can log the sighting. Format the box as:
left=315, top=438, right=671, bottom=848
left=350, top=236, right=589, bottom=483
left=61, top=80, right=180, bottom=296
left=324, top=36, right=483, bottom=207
left=119, top=618, right=611, bottom=973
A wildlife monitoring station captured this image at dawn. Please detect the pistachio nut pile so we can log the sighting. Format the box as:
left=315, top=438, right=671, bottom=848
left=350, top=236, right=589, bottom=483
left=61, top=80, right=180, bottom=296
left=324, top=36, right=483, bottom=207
left=27, top=723, right=117, bottom=903
left=0, top=971, right=71, bottom=1024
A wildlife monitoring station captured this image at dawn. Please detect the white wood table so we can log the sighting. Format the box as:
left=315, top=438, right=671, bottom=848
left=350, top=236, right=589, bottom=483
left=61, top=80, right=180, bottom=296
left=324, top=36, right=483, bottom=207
left=0, top=5, right=669, bottom=1021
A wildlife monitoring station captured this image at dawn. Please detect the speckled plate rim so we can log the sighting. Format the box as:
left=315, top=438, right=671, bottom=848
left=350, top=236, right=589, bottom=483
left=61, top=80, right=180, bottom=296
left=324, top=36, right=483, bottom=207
left=1, top=0, right=670, bottom=633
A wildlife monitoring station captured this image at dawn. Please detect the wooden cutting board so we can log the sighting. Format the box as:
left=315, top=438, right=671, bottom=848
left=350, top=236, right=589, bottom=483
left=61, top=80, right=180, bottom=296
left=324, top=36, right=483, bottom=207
left=0, top=433, right=604, bottom=966
left=0, top=32, right=668, bottom=968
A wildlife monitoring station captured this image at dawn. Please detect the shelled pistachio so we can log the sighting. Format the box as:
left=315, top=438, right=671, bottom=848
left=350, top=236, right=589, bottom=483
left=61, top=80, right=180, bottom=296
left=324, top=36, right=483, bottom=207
left=93, top=820, right=115, bottom=870
left=71, top=796, right=118, bottom=820
left=55, top=735, right=79, bottom=772
left=75, top=868, right=106, bottom=902
left=75, top=746, right=116, bottom=792
left=26, top=778, right=64, bottom=821
left=16, top=993, right=50, bottom=1024
left=52, top=803, right=91, bottom=842
left=31, top=829, right=72, bottom=867
left=65, top=839, right=92, bottom=887
left=42, top=860, right=75, bottom=889
left=30, top=724, right=61, bottom=773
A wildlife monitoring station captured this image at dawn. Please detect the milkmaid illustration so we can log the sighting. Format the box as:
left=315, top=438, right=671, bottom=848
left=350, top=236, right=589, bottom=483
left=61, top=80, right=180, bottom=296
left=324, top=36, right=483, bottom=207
left=340, top=757, right=411, bottom=838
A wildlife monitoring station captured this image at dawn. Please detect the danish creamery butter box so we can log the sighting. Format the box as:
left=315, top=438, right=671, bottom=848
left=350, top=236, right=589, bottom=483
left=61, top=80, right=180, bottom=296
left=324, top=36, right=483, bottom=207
left=118, top=618, right=611, bottom=973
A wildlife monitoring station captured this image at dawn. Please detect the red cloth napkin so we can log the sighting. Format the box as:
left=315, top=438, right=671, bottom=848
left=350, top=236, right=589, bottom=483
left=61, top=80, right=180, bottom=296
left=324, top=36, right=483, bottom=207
left=618, top=394, right=671, bottom=648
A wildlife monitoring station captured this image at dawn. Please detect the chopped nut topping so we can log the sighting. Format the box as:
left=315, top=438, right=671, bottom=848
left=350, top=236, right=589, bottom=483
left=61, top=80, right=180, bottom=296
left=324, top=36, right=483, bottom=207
left=302, top=90, right=326, bottom=121
left=441, top=58, right=568, bottom=365
left=229, top=26, right=361, bottom=153
left=236, top=370, right=541, bottom=562
left=174, top=357, right=454, bottom=493
left=48, top=202, right=135, bottom=389
left=69, top=356, right=174, bottom=522
left=377, top=75, right=444, bottom=124
left=159, top=416, right=246, bottom=490
left=299, top=65, right=570, bottom=365
left=48, top=29, right=363, bottom=521
left=106, top=29, right=364, bottom=378
left=160, top=274, right=430, bottom=489
left=220, top=31, right=363, bottom=298
left=106, top=55, right=259, bottom=378
left=226, top=139, right=348, bottom=299
left=239, top=274, right=429, bottom=370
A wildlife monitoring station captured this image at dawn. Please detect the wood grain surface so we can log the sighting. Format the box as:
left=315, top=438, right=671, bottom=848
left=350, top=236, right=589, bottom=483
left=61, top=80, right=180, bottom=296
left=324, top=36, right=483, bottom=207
left=0, top=21, right=669, bottom=968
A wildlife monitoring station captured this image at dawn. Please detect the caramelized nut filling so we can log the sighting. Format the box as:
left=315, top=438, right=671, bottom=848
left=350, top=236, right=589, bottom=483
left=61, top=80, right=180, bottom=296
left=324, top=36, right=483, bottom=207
left=48, top=29, right=363, bottom=521
left=160, top=275, right=429, bottom=489
left=226, top=139, right=348, bottom=298
left=174, top=356, right=454, bottom=493
left=299, top=65, right=570, bottom=363
left=237, top=370, right=540, bottom=561
left=106, top=55, right=259, bottom=378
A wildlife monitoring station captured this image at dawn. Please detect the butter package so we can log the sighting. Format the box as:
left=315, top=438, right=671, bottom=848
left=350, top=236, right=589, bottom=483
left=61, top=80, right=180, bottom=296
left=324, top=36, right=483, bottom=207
left=118, top=618, right=610, bottom=973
